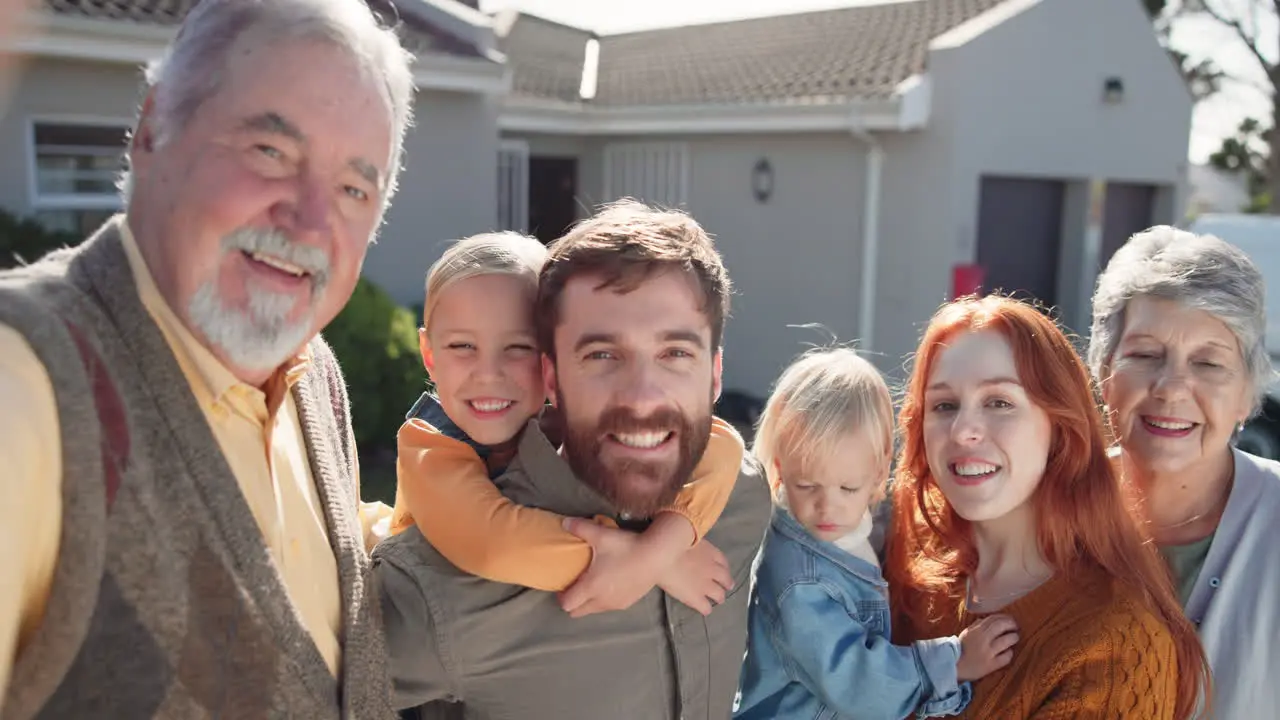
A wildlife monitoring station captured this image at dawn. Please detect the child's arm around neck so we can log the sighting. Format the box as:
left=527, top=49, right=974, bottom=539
left=391, top=406, right=744, bottom=608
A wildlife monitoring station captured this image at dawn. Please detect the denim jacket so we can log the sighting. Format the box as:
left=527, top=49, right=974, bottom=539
left=734, top=508, right=971, bottom=720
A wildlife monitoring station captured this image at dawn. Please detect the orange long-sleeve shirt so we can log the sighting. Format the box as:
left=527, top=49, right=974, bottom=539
left=903, top=566, right=1180, bottom=719
left=390, top=416, right=744, bottom=591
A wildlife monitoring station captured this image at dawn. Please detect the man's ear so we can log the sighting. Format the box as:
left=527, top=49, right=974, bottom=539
left=418, top=328, right=433, bottom=373
left=712, top=349, right=724, bottom=403
left=542, top=353, right=557, bottom=406
left=129, top=90, right=159, bottom=170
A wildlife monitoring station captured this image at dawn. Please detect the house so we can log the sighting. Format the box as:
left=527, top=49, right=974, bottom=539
left=0, top=0, right=1192, bottom=398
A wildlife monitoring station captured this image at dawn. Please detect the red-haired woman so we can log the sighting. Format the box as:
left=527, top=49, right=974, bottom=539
left=884, top=295, right=1209, bottom=719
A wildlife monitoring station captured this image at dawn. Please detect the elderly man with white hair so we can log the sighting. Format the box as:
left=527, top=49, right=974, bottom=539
left=1090, top=225, right=1280, bottom=718
left=0, top=0, right=413, bottom=716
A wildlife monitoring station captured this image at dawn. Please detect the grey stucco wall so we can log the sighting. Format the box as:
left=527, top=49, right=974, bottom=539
left=0, top=57, right=143, bottom=218
left=684, top=134, right=868, bottom=397
left=570, top=133, right=868, bottom=396
left=368, top=89, right=501, bottom=307
left=874, top=0, right=1192, bottom=381
left=507, top=132, right=871, bottom=395
left=511, top=131, right=870, bottom=396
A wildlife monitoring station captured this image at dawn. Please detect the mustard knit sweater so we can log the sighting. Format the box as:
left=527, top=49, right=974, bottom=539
left=903, top=567, right=1180, bottom=719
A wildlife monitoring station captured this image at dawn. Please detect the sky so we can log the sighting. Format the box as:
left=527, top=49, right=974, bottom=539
left=480, top=0, right=1276, bottom=164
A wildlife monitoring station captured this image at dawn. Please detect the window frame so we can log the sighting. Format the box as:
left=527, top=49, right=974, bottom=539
left=26, top=114, right=133, bottom=212
left=497, top=138, right=530, bottom=233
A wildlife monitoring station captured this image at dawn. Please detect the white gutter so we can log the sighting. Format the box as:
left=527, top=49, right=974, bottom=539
left=500, top=97, right=904, bottom=135
left=850, top=124, right=884, bottom=351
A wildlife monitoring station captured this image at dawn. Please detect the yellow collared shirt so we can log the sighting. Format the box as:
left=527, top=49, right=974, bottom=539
left=0, top=220, right=391, bottom=696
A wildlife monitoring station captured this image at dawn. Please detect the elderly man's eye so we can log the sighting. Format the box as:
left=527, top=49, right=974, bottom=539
left=255, top=144, right=283, bottom=159
left=344, top=185, right=369, bottom=201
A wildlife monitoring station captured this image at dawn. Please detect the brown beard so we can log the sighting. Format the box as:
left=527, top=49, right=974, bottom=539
left=558, top=397, right=712, bottom=518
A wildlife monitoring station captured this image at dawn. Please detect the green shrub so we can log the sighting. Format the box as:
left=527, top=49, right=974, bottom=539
left=324, top=277, right=430, bottom=502
left=0, top=209, right=82, bottom=270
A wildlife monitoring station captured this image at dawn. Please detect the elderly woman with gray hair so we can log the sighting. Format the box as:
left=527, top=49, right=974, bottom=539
left=1089, top=225, right=1280, bottom=717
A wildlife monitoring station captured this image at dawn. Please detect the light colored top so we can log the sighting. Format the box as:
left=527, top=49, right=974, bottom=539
left=390, top=415, right=744, bottom=590
left=1159, top=533, right=1214, bottom=607
left=1180, top=448, right=1280, bottom=719
left=0, top=221, right=392, bottom=697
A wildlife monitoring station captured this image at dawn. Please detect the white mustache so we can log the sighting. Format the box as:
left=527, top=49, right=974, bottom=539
left=223, top=227, right=331, bottom=289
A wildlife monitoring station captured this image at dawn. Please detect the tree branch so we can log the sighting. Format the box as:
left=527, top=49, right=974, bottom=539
left=1198, top=0, right=1275, bottom=78
left=1214, top=64, right=1277, bottom=98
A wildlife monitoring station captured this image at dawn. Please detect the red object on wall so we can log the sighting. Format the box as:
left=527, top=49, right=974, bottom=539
left=951, top=264, right=984, bottom=299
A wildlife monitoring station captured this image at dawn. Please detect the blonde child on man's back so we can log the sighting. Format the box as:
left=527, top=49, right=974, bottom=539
left=734, top=348, right=1018, bottom=719
left=389, top=231, right=746, bottom=615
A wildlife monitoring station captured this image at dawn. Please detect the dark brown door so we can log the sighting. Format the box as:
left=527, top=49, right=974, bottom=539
left=528, top=157, right=578, bottom=245
left=976, top=176, right=1067, bottom=309
left=1100, top=183, right=1156, bottom=269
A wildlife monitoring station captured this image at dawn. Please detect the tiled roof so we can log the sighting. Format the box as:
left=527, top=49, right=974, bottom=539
left=495, top=12, right=594, bottom=104
left=41, top=0, right=484, bottom=58
left=499, top=0, right=1010, bottom=107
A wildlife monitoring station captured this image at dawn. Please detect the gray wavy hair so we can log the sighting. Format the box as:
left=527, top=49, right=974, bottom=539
left=1088, top=224, right=1272, bottom=414
left=121, top=0, right=415, bottom=212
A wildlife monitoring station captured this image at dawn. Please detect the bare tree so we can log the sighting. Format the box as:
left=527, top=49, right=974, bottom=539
left=1146, top=0, right=1227, bottom=99
left=1154, top=0, right=1278, bottom=211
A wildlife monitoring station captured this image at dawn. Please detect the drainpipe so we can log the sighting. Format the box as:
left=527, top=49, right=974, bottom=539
left=850, top=125, right=884, bottom=352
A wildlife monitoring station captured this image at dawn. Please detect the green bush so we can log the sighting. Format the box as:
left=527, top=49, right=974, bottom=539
left=324, top=277, right=430, bottom=496
left=0, top=209, right=81, bottom=270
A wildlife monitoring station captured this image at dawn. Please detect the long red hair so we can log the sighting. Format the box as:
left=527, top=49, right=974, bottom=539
left=884, top=295, right=1208, bottom=720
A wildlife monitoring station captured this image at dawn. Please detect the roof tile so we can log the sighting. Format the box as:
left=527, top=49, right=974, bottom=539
left=41, top=0, right=483, bottom=58
left=500, top=0, right=1009, bottom=107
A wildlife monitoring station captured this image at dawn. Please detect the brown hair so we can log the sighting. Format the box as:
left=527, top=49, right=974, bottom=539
left=535, top=199, right=731, bottom=357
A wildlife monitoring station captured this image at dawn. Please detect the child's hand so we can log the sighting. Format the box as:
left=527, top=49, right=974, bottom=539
left=557, top=518, right=663, bottom=618
left=956, top=614, right=1019, bottom=681
left=657, top=540, right=734, bottom=615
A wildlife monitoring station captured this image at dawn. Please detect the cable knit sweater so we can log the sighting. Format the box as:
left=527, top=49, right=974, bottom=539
left=900, top=566, right=1179, bottom=719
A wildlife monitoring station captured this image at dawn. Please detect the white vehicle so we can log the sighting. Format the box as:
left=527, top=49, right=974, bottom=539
left=1185, top=213, right=1280, bottom=459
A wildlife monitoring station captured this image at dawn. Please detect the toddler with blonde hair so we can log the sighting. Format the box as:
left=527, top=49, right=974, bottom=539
left=734, top=348, right=1017, bottom=719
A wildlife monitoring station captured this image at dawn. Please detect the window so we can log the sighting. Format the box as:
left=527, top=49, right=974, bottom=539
left=497, top=140, right=529, bottom=233
left=603, top=142, right=689, bottom=208
left=29, top=120, right=129, bottom=233
left=33, top=208, right=118, bottom=237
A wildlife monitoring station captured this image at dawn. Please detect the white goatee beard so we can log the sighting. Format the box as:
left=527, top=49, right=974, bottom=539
left=187, top=227, right=330, bottom=373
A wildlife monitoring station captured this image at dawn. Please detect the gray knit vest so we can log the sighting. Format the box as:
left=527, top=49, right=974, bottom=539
left=0, top=218, right=395, bottom=720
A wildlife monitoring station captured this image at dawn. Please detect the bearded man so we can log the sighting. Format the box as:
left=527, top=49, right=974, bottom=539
left=374, top=200, right=771, bottom=720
